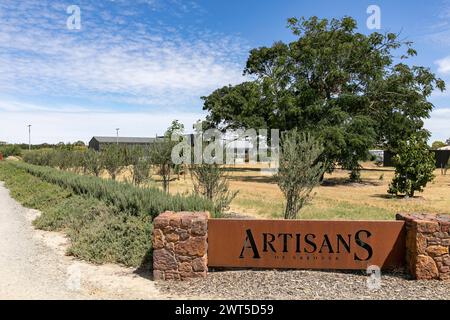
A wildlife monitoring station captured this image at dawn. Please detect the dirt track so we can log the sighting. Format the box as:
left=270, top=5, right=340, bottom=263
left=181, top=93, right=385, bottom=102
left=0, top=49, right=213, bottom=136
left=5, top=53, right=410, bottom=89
left=0, top=182, right=165, bottom=300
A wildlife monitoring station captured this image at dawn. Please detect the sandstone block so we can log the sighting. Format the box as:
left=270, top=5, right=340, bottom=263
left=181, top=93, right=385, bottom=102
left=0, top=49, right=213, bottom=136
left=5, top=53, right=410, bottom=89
left=170, top=218, right=181, bottom=228
left=153, top=249, right=177, bottom=271
left=179, top=230, right=190, bottom=241
left=175, top=236, right=207, bottom=257
left=191, top=219, right=207, bottom=236
left=178, top=262, right=193, bottom=273
left=416, top=220, right=440, bottom=234
left=192, top=257, right=207, bottom=272
left=165, top=271, right=181, bottom=280
left=153, top=228, right=165, bottom=249
left=166, top=233, right=180, bottom=242
left=426, top=245, right=449, bottom=257
left=414, top=255, right=439, bottom=280
left=440, top=222, right=450, bottom=233
left=153, top=211, right=209, bottom=281
left=153, top=216, right=170, bottom=229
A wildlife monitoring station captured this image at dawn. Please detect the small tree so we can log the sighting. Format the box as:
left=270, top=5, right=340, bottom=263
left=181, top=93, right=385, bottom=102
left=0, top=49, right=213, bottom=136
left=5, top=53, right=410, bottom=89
left=129, top=146, right=151, bottom=186
left=149, top=121, right=186, bottom=192
left=166, top=119, right=185, bottom=180
left=150, top=139, right=175, bottom=193
left=276, top=130, right=325, bottom=220
left=165, top=119, right=185, bottom=138
left=388, top=135, right=436, bottom=197
left=51, top=149, right=73, bottom=170
left=190, top=163, right=238, bottom=214
left=83, top=149, right=103, bottom=177
left=431, top=141, right=447, bottom=149
left=73, top=140, right=86, bottom=147
left=101, top=145, right=124, bottom=180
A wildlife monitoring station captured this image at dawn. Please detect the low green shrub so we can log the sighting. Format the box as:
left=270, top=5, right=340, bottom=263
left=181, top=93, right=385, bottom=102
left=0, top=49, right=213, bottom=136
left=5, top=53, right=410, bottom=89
left=23, top=149, right=85, bottom=170
left=12, top=161, right=217, bottom=218
left=0, top=162, right=152, bottom=268
left=67, top=211, right=153, bottom=267
left=0, top=144, right=22, bottom=157
left=33, top=195, right=107, bottom=231
left=0, top=162, right=71, bottom=211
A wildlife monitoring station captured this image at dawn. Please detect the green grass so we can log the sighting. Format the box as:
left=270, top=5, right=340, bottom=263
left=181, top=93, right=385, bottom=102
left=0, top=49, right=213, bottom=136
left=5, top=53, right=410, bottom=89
left=263, top=201, right=393, bottom=220
left=234, top=196, right=393, bottom=220
left=0, top=161, right=152, bottom=267
left=289, top=201, right=394, bottom=220
left=234, top=197, right=284, bottom=217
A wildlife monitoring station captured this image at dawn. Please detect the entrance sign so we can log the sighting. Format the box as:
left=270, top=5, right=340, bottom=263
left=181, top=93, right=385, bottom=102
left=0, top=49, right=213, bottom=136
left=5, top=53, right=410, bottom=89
left=208, top=219, right=405, bottom=270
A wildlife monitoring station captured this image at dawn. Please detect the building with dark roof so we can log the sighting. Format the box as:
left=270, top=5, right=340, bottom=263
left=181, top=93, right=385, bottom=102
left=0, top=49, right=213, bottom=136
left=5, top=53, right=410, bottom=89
left=88, top=136, right=163, bottom=151
left=88, top=134, right=194, bottom=151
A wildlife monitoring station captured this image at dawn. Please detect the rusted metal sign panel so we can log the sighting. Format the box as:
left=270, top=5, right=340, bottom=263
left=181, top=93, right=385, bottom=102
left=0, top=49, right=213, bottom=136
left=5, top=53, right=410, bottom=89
left=208, top=219, right=405, bottom=270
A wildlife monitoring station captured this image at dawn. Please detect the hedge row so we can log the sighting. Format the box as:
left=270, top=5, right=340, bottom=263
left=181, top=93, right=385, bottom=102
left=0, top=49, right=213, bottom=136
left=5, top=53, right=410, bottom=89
left=0, top=144, right=22, bottom=157
left=0, top=162, right=152, bottom=267
left=11, top=162, right=217, bottom=218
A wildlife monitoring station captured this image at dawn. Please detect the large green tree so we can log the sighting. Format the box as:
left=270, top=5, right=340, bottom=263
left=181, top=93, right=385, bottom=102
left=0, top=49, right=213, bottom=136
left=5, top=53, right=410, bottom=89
left=202, top=16, right=445, bottom=180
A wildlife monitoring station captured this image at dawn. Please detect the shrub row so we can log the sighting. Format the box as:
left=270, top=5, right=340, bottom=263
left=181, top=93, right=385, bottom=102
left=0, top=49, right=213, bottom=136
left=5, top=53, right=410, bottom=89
left=0, top=162, right=152, bottom=267
left=23, top=149, right=85, bottom=169
left=0, top=144, right=22, bottom=157
left=11, top=161, right=217, bottom=218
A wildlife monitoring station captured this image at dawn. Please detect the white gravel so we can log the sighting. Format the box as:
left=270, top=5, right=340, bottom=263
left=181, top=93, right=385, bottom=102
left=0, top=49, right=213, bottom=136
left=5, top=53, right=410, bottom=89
left=0, top=182, right=165, bottom=300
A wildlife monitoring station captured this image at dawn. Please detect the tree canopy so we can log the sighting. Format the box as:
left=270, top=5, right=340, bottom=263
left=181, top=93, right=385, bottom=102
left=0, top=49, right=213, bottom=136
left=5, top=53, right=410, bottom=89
left=202, top=16, right=445, bottom=178
left=431, top=141, right=447, bottom=150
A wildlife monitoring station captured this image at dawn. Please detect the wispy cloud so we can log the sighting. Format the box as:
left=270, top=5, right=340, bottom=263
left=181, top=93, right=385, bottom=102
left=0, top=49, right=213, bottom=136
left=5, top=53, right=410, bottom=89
left=435, top=56, right=450, bottom=74
left=0, top=0, right=248, bottom=110
left=422, top=0, right=450, bottom=42
left=0, top=99, right=205, bottom=143
left=424, top=108, right=450, bottom=142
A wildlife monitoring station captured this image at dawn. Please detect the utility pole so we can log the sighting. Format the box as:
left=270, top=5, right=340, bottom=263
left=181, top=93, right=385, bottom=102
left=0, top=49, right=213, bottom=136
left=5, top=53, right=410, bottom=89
left=27, top=125, right=32, bottom=150
left=116, top=128, right=120, bottom=145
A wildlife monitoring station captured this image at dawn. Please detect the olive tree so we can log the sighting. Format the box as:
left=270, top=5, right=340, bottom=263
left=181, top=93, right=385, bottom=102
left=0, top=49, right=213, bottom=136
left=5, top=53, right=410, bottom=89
left=190, top=163, right=238, bottom=214
left=276, top=130, right=325, bottom=219
left=101, top=145, right=125, bottom=180
left=388, top=135, right=436, bottom=197
left=83, top=149, right=103, bottom=177
left=129, top=146, right=151, bottom=186
left=150, top=139, right=175, bottom=193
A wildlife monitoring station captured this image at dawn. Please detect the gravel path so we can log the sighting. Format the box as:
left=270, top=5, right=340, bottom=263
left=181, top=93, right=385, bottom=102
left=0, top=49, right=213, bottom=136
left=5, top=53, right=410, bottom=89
left=157, top=269, right=450, bottom=300
left=0, top=182, right=164, bottom=300
left=0, top=182, right=88, bottom=299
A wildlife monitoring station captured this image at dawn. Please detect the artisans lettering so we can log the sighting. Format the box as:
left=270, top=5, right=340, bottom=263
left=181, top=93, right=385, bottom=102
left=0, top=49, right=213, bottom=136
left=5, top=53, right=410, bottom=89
left=239, top=229, right=373, bottom=261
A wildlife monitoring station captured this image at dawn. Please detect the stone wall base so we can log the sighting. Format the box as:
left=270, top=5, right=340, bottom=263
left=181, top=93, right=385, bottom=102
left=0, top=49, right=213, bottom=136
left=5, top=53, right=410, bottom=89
left=153, top=211, right=209, bottom=281
left=396, top=213, right=450, bottom=280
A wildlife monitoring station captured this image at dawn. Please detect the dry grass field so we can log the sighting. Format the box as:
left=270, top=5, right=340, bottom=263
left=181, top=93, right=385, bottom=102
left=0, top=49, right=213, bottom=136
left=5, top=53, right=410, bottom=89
left=113, top=162, right=450, bottom=221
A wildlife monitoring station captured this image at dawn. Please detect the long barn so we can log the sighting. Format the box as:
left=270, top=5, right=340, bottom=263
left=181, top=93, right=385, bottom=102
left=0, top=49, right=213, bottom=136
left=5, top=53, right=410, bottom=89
left=88, top=136, right=162, bottom=151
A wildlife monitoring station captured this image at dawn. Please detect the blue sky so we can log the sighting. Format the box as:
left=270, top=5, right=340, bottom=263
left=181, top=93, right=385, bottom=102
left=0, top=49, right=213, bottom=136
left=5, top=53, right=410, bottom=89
left=0, top=0, right=449, bottom=143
